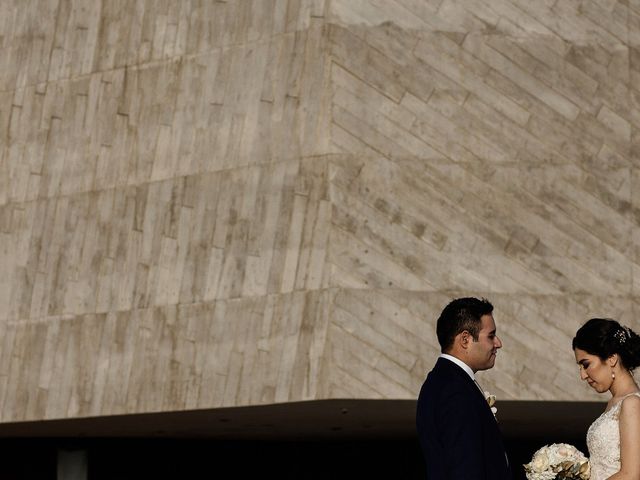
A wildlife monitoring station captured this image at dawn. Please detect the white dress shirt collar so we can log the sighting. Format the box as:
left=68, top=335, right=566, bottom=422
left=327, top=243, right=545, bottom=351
left=439, top=353, right=475, bottom=380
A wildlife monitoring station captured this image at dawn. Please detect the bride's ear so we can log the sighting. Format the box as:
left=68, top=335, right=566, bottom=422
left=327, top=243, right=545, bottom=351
left=607, top=354, right=619, bottom=368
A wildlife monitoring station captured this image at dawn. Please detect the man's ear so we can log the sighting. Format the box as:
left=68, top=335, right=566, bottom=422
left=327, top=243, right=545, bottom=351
left=458, top=330, right=471, bottom=350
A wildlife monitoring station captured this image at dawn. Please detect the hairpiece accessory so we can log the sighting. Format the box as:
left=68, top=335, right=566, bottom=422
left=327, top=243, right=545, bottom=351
left=614, top=326, right=631, bottom=344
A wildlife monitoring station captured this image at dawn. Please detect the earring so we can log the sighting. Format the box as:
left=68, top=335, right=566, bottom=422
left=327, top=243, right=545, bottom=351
left=612, top=372, right=616, bottom=380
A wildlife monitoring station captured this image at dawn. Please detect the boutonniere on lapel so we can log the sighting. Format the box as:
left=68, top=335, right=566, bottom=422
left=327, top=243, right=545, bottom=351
left=485, top=392, right=497, bottom=418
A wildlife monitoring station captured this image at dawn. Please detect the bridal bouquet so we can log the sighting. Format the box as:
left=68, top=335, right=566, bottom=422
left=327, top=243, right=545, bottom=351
left=524, top=443, right=590, bottom=480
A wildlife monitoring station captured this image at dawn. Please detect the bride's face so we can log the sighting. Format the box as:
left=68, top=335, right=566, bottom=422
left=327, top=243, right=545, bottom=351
left=574, top=348, right=612, bottom=393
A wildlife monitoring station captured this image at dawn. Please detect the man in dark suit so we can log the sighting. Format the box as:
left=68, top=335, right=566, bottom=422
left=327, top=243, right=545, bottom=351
left=416, top=297, right=512, bottom=480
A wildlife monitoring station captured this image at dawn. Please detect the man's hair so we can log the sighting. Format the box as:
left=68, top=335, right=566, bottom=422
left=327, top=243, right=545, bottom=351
left=436, top=297, right=494, bottom=353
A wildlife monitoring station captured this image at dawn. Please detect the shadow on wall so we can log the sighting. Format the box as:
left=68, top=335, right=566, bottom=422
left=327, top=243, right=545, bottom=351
left=0, top=436, right=588, bottom=480
left=0, top=438, right=424, bottom=480
left=0, top=399, right=603, bottom=479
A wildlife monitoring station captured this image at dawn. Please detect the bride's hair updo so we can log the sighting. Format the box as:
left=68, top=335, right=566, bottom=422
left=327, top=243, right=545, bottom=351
left=572, top=318, right=640, bottom=371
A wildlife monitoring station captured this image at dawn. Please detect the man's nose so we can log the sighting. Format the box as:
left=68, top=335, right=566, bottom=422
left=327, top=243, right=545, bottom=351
left=494, top=336, right=503, bottom=349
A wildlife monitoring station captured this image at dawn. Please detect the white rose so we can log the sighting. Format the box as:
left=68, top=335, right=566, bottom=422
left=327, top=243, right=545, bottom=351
left=531, top=453, right=550, bottom=472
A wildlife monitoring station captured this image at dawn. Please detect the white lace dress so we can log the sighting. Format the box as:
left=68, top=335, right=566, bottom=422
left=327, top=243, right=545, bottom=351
left=587, top=393, right=640, bottom=480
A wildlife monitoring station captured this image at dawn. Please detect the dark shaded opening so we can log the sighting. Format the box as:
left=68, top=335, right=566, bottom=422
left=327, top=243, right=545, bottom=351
left=0, top=399, right=605, bottom=479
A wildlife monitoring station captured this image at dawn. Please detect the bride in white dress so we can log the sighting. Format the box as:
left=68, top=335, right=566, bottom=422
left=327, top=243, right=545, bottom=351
left=573, top=318, right=640, bottom=480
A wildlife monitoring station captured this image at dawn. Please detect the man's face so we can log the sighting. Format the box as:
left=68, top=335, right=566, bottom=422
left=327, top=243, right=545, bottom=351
left=467, top=314, right=502, bottom=372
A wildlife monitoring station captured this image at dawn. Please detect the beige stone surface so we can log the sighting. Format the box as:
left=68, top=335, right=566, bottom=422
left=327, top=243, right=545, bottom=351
left=1, top=0, right=639, bottom=422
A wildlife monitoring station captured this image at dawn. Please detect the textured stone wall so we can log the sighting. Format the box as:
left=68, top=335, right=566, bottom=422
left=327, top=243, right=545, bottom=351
left=0, top=0, right=638, bottom=422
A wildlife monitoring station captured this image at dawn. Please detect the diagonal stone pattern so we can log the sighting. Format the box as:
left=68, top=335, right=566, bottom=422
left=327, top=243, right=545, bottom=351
left=0, top=0, right=639, bottom=422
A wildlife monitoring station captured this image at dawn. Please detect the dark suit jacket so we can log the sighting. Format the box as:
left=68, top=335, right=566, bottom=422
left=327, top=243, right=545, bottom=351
left=416, top=357, right=512, bottom=480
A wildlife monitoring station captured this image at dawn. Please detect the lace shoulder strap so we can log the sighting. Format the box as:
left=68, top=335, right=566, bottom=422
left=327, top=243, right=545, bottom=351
left=620, top=391, right=640, bottom=403
left=611, top=391, right=640, bottom=413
